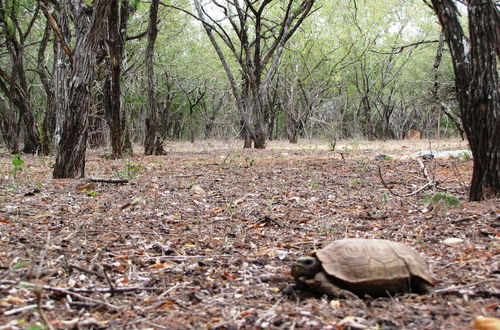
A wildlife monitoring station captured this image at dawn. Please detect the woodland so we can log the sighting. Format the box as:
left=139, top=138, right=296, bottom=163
left=0, top=0, right=499, bottom=329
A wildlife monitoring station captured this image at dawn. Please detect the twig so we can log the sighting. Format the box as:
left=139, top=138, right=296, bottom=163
left=171, top=174, right=203, bottom=178
left=88, top=178, right=128, bottom=184
left=68, top=263, right=106, bottom=279
left=417, top=158, right=432, bottom=182
left=434, top=279, right=500, bottom=294
left=83, top=230, right=174, bottom=236
left=3, top=304, right=38, bottom=316
left=0, top=280, right=169, bottom=293
left=378, top=165, right=435, bottom=197
left=221, top=152, right=232, bottom=164
left=35, top=284, right=55, bottom=330
left=138, top=254, right=233, bottom=261
left=101, top=266, right=116, bottom=294
left=451, top=162, right=468, bottom=187
left=0, top=280, right=121, bottom=310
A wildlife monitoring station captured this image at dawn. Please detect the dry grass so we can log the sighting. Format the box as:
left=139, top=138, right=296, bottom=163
left=95, top=137, right=469, bottom=155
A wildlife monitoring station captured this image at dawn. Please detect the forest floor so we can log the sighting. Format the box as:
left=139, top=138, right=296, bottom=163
left=0, top=138, right=498, bottom=329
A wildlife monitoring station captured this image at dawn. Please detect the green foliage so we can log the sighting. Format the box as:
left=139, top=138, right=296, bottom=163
left=10, top=154, right=24, bottom=179
left=458, top=151, right=472, bottom=161
left=267, top=196, right=276, bottom=210
left=316, top=220, right=338, bottom=235
left=0, top=0, right=452, bottom=148
left=328, top=139, right=337, bottom=152
left=379, top=192, right=390, bottom=203
left=118, top=161, right=145, bottom=179
left=228, top=153, right=240, bottom=164
left=308, top=179, right=320, bottom=189
left=27, top=326, right=47, bottom=330
left=349, top=178, right=362, bottom=188
left=130, top=0, right=140, bottom=10
left=426, top=192, right=460, bottom=208
left=12, top=260, right=30, bottom=270
left=83, top=189, right=98, bottom=197
left=226, top=203, right=234, bottom=218
left=244, top=156, right=256, bottom=167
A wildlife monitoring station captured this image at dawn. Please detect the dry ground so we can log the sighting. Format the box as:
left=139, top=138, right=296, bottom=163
left=0, top=139, right=498, bottom=329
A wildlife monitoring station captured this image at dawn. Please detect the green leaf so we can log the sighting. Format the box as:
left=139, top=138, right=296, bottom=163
left=431, top=192, right=460, bottom=208
left=12, top=260, right=30, bottom=270
left=12, top=154, right=24, bottom=167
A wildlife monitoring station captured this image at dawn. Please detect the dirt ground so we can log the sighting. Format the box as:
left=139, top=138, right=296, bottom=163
left=0, top=139, right=498, bottom=329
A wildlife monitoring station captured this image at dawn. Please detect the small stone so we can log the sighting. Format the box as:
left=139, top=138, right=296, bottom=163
left=190, top=185, right=205, bottom=195
left=443, top=238, right=464, bottom=246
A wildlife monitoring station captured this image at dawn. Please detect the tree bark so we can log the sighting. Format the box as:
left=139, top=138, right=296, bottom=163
left=143, top=0, right=164, bottom=155
left=430, top=0, right=500, bottom=200
left=104, top=0, right=124, bottom=159
left=38, top=19, right=56, bottom=154
left=0, top=2, right=41, bottom=154
left=53, top=0, right=111, bottom=178
left=466, top=0, right=500, bottom=199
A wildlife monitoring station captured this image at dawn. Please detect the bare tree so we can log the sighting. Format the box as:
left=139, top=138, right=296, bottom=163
left=191, top=0, right=316, bottom=148
left=429, top=0, right=499, bottom=200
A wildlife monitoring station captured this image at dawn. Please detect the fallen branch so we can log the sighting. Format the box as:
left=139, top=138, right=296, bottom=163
left=3, top=304, right=38, bottom=316
left=0, top=280, right=169, bottom=293
left=35, top=285, right=55, bottom=330
left=89, top=178, right=128, bottom=184
left=0, top=280, right=121, bottom=310
left=68, top=263, right=106, bottom=280
left=434, top=279, right=500, bottom=294
left=378, top=164, right=436, bottom=197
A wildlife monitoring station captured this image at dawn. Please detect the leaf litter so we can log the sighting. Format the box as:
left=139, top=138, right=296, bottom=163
left=0, top=141, right=498, bottom=329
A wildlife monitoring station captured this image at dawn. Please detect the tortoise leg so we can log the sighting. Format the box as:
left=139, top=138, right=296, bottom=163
left=412, top=278, right=434, bottom=294
left=314, top=272, right=359, bottom=299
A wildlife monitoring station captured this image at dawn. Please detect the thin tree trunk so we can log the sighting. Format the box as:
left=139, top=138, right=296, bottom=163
left=38, top=20, right=56, bottom=154
left=50, top=3, right=71, bottom=155
left=105, top=0, right=123, bottom=159
left=144, top=0, right=160, bottom=155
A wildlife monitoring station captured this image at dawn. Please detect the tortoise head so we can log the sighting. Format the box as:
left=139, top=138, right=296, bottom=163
left=292, top=256, right=322, bottom=282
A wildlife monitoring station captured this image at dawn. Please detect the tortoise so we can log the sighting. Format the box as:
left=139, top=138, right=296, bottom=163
left=292, top=238, right=434, bottom=298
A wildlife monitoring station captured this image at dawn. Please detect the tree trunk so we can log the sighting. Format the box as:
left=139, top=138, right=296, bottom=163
left=38, top=20, right=56, bottom=154
left=53, top=0, right=111, bottom=178
left=144, top=0, right=164, bottom=155
left=431, top=0, right=499, bottom=200
left=0, top=98, right=19, bottom=154
left=105, top=0, right=123, bottom=159
left=466, top=0, right=500, bottom=199
left=50, top=3, right=71, bottom=156
left=0, top=3, right=41, bottom=154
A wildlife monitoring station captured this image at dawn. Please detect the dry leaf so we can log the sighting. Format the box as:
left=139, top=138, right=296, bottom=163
left=472, top=316, right=500, bottom=330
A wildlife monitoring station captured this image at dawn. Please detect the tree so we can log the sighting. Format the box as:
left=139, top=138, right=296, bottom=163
left=52, top=0, right=111, bottom=178
left=191, top=0, right=316, bottom=148
left=144, top=0, right=165, bottom=155
left=429, top=0, right=499, bottom=200
left=0, top=0, right=42, bottom=154
left=103, top=0, right=127, bottom=159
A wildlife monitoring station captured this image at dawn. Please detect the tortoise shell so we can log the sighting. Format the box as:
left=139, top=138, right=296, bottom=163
left=293, top=238, right=434, bottom=297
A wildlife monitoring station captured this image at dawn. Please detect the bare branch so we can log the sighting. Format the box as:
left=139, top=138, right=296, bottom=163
left=369, top=39, right=440, bottom=55
left=40, top=1, right=73, bottom=63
